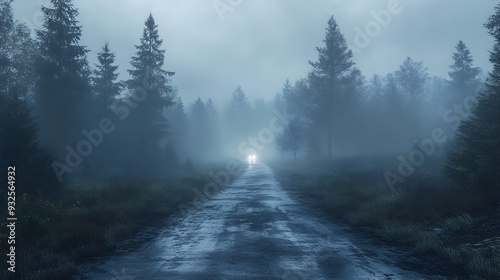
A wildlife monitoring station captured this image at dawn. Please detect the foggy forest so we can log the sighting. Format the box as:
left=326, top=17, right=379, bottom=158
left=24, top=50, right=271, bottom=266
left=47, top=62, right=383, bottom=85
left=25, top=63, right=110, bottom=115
left=1, top=0, right=500, bottom=279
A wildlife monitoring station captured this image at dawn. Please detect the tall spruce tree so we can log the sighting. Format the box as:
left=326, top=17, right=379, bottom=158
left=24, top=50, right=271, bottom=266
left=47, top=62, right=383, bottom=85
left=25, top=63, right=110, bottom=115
left=0, top=86, right=59, bottom=193
left=1, top=0, right=37, bottom=95
left=0, top=0, right=58, bottom=192
left=0, top=0, right=14, bottom=84
left=125, top=14, right=174, bottom=177
left=445, top=4, right=500, bottom=202
left=74, top=43, right=124, bottom=179
left=308, top=16, right=359, bottom=159
left=228, top=86, right=251, bottom=115
left=0, top=0, right=13, bottom=31
left=0, top=0, right=13, bottom=171
left=10, top=24, right=38, bottom=94
left=189, top=98, right=208, bottom=159
left=92, top=43, right=122, bottom=106
left=36, top=0, right=90, bottom=158
left=448, top=40, right=482, bottom=101
left=226, top=86, right=252, bottom=139
left=0, top=0, right=13, bottom=88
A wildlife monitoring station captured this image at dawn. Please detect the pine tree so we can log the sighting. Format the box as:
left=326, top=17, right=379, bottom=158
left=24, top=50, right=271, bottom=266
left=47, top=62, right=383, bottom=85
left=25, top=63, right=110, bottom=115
left=383, top=73, right=402, bottom=111
left=191, top=97, right=206, bottom=119
left=125, top=13, right=175, bottom=176
left=206, top=98, right=217, bottom=120
left=448, top=40, right=482, bottom=100
left=282, top=79, right=293, bottom=102
left=0, top=1, right=56, bottom=193
left=395, top=57, right=429, bottom=105
left=0, top=86, right=59, bottom=193
left=226, top=86, right=252, bottom=137
left=126, top=14, right=174, bottom=105
left=165, top=97, right=188, bottom=160
left=395, top=57, right=429, bottom=137
left=92, top=43, right=122, bottom=106
left=0, top=0, right=13, bottom=87
left=189, top=98, right=216, bottom=160
left=276, top=118, right=303, bottom=161
left=10, top=24, right=38, bottom=94
left=0, top=0, right=13, bottom=52
left=0, top=0, right=13, bottom=95
left=369, top=74, right=384, bottom=102
left=308, top=16, right=360, bottom=159
left=205, top=98, right=220, bottom=157
left=280, top=78, right=304, bottom=116
left=228, top=86, right=251, bottom=114
left=1, top=0, right=37, bottom=94
left=73, top=43, right=124, bottom=179
left=36, top=0, right=91, bottom=158
left=445, top=4, right=500, bottom=201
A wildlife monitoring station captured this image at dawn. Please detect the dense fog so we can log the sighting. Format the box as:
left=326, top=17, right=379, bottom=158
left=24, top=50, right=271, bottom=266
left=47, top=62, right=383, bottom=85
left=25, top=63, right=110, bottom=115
left=1, top=1, right=500, bottom=279
left=0, top=1, right=493, bottom=184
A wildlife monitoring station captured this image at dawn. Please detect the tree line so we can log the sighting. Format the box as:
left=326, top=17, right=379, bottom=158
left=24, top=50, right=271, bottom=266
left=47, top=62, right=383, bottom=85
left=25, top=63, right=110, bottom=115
left=0, top=0, right=285, bottom=192
left=1, top=0, right=499, bottom=202
left=273, top=10, right=499, bottom=201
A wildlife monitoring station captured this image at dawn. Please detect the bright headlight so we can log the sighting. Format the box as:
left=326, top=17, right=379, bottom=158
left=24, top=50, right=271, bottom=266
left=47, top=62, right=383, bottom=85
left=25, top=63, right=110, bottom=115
left=248, top=154, right=256, bottom=163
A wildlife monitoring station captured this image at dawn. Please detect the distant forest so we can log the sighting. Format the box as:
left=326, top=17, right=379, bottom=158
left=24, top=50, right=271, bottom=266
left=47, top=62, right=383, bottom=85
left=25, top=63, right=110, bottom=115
left=1, top=0, right=499, bottom=202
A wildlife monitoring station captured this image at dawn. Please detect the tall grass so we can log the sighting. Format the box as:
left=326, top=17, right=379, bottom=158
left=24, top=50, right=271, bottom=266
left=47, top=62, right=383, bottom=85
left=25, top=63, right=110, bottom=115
left=0, top=175, right=209, bottom=280
left=271, top=158, right=500, bottom=279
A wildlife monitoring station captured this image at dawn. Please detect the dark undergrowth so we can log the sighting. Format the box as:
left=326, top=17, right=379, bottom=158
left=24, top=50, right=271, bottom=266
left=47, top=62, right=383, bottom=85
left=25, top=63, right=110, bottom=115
left=0, top=165, right=223, bottom=280
left=271, top=157, right=500, bottom=280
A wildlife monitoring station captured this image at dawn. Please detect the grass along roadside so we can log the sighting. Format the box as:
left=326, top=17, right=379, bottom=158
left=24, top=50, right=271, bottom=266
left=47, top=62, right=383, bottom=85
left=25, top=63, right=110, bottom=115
left=0, top=168, right=219, bottom=280
left=271, top=159, right=500, bottom=280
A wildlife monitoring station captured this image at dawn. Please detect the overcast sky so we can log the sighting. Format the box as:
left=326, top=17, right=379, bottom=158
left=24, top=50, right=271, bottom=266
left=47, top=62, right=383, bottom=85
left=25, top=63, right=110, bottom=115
left=12, top=0, right=498, bottom=107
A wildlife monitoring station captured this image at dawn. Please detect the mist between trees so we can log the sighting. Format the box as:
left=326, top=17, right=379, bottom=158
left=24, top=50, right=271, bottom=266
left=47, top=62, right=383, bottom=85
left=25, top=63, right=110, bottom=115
left=0, top=0, right=499, bottom=205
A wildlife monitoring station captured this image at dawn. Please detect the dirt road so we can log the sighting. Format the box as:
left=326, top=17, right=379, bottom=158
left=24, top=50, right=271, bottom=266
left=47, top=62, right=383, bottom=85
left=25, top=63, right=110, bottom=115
left=74, top=164, right=447, bottom=279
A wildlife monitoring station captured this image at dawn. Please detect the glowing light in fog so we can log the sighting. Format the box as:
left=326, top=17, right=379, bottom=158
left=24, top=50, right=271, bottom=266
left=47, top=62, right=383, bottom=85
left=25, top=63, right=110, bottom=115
left=248, top=154, right=256, bottom=164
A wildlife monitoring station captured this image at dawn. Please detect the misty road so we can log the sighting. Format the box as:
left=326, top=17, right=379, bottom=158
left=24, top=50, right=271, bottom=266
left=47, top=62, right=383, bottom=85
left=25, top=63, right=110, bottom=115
left=74, top=164, right=445, bottom=280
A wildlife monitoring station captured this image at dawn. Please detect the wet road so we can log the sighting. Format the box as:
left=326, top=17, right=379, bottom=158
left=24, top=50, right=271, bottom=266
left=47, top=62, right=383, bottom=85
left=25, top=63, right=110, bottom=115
left=74, top=164, right=445, bottom=280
